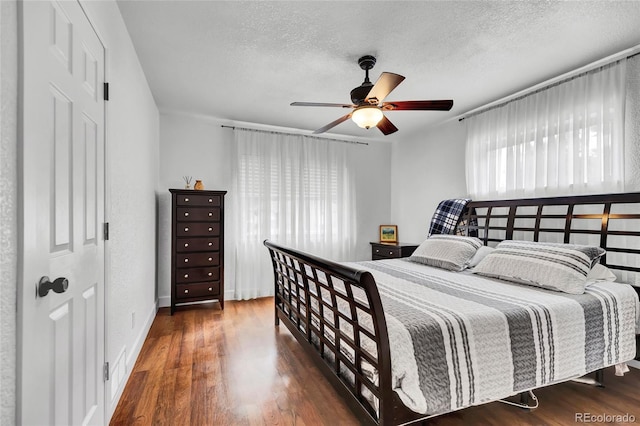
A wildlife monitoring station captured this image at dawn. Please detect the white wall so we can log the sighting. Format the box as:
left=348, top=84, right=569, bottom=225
left=0, top=1, right=18, bottom=424
left=157, top=112, right=391, bottom=305
left=80, top=1, right=160, bottom=418
left=157, top=113, right=234, bottom=305
left=348, top=139, right=393, bottom=259
left=390, top=120, right=468, bottom=243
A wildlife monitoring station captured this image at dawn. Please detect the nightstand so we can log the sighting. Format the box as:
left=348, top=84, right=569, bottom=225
left=370, top=242, right=419, bottom=260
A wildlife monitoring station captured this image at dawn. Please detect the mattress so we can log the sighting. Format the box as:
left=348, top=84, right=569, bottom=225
left=343, top=258, right=640, bottom=416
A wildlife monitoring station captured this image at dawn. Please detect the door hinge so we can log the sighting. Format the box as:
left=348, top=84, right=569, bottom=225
left=103, top=82, right=109, bottom=101
left=103, top=362, right=110, bottom=381
left=103, top=222, right=109, bottom=241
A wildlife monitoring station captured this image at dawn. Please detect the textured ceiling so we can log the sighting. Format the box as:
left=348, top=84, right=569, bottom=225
left=117, top=0, right=640, bottom=140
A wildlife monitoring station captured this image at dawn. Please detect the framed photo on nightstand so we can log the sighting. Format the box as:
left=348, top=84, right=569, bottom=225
left=379, top=225, right=398, bottom=243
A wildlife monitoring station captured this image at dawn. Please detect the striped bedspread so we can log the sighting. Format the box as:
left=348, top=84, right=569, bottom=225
left=350, top=259, right=640, bottom=416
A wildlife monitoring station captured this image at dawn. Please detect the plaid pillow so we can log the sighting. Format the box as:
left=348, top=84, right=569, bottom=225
left=428, top=199, right=470, bottom=236
left=456, top=219, right=470, bottom=236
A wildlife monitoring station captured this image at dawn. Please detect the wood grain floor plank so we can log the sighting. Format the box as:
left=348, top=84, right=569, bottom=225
left=150, top=367, right=178, bottom=425
left=109, top=370, right=148, bottom=425
left=110, top=298, right=640, bottom=426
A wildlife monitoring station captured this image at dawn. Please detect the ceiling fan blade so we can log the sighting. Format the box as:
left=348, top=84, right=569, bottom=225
left=377, top=115, right=398, bottom=135
left=365, top=72, right=405, bottom=104
left=382, top=100, right=454, bottom=111
left=312, top=113, right=352, bottom=134
left=291, top=102, right=355, bottom=108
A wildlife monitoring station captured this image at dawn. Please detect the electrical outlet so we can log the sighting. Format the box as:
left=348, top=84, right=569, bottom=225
left=131, top=312, right=135, bottom=329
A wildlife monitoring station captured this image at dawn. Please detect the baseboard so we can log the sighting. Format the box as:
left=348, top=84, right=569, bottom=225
left=225, top=289, right=235, bottom=301
left=106, top=299, right=158, bottom=422
left=158, top=295, right=170, bottom=308
left=158, top=291, right=235, bottom=309
left=126, top=300, right=158, bottom=368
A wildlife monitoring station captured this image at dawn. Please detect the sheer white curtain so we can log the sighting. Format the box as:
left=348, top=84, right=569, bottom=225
left=233, top=129, right=357, bottom=300
left=466, top=60, right=627, bottom=199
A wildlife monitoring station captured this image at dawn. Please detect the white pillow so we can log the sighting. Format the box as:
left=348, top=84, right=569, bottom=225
left=473, top=240, right=606, bottom=294
left=468, top=246, right=494, bottom=268
left=585, top=264, right=617, bottom=286
left=409, top=235, right=482, bottom=271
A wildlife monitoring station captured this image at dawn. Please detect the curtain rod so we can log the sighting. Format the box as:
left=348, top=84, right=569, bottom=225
left=458, top=47, right=640, bottom=122
left=221, top=125, right=369, bottom=146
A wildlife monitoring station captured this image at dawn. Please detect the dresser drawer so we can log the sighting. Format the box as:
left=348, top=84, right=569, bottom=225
left=176, top=207, right=220, bottom=222
left=176, top=237, right=220, bottom=252
left=176, top=282, right=221, bottom=299
left=370, top=242, right=419, bottom=260
left=177, top=222, right=220, bottom=237
left=176, top=267, right=220, bottom=284
left=373, top=245, right=402, bottom=258
left=177, top=252, right=220, bottom=267
left=176, top=193, right=221, bottom=207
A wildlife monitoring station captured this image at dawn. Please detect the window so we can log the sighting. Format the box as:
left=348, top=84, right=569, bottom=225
left=466, top=60, right=627, bottom=199
left=238, top=153, right=344, bottom=243
left=233, top=129, right=356, bottom=299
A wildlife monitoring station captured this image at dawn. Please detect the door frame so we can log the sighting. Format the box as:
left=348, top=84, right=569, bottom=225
left=77, top=0, right=113, bottom=420
left=76, top=0, right=114, bottom=418
left=15, top=0, right=110, bottom=422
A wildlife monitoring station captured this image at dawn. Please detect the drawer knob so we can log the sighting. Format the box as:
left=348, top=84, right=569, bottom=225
left=389, top=251, right=393, bottom=255
left=184, top=274, right=189, bottom=278
left=208, top=272, right=212, bottom=277
left=208, top=257, right=212, bottom=261
left=184, top=198, right=189, bottom=202
left=184, top=258, right=189, bottom=263
left=184, top=289, right=189, bottom=294
left=375, top=249, right=380, bottom=253
left=184, top=212, right=189, bottom=217
left=208, top=242, right=213, bottom=246
left=184, top=227, right=189, bottom=232
left=184, top=243, right=189, bottom=247
left=208, top=287, right=212, bottom=291
left=208, top=227, right=213, bottom=231
left=208, top=212, right=213, bottom=217
left=208, top=198, right=212, bottom=203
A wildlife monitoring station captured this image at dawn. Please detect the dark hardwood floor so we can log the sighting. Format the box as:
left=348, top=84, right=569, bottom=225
left=110, top=298, right=640, bottom=425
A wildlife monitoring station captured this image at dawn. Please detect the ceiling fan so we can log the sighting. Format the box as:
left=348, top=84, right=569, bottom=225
left=291, top=55, right=453, bottom=136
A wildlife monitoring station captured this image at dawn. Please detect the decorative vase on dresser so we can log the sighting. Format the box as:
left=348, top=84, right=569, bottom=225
left=170, top=189, right=226, bottom=314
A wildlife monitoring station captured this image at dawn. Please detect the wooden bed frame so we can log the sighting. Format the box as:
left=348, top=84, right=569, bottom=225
left=264, top=192, right=640, bottom=425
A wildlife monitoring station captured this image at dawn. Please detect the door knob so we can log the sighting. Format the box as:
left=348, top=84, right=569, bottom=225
left=38, top=276, right=69, bottom=297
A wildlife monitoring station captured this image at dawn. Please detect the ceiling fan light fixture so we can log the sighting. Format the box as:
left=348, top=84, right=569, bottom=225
left=290, top=55, right=453, bottom=135
left=351, top=106, right=383, bottom=129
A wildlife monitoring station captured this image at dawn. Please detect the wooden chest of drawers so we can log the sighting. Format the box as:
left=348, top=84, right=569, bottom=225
left=170, top=189, right=226, bottom=314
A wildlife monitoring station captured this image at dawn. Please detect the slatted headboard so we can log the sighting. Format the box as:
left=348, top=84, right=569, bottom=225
left=459, top=192, right=640, bottom=282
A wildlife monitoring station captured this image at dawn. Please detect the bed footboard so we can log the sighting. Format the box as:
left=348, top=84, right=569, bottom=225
left=264, top=240, right=394, bottom=425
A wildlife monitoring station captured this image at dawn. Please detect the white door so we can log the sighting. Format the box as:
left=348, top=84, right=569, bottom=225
left=19, top=0, right=106, bottom=425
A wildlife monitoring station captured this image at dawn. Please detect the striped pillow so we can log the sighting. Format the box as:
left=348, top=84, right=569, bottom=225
left=409, top=235, right=483, bottom=271
left=473, top=240, right=606, bottom=294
